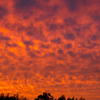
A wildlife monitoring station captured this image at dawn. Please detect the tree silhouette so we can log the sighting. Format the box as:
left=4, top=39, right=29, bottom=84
left=0, top=92, right=86, bottom=100
left=35, top=92, right=53, bottom=100
left=75, top=98, right=78, bottom=100
left=79, top=97, right=85, bottom=100
left=67, top=97, right=74, bottom=100
left=0, top=93, right=28, bottom=100
left=58, top=95, right=66, bottom=100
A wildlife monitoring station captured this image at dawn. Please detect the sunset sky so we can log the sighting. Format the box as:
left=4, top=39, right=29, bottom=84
left=0, top=0, right=100, bottom=100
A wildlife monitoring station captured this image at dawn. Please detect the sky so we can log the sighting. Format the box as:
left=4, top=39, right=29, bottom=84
left=0, top=0, right=100, bottom=100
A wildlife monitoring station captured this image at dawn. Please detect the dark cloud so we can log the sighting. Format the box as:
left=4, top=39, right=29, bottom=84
left=91, top=13, right=100, bottom=23
left=95, top=55, right=100, bottom=59
left=87, top=43, right=98, bottom=49
left=40, top=43, right=50, bottom=49
left=80, top=0, right=88, bottom=6
left=42, top=65, right=66, bottom=75
left=68, top=76, right=74, bottom=81
left=27, top=31, right=34, bottom=36
left=23, top=40, right=33, bottom=46
left=52, top=5, right=59, bottom=12
left=23, top=11, right=33, bottom=19
left=22, top=40, right=33, bottom=51
left=8, top=52, right=16, bottom=58
left=18, top=66, right=30, bottom=71
left=68, top=65, right=78, bottom=70
left=91, top=35, right=98, bottom=41
left=48, top=52, right=55, bottom=56
left=66, top=43, right=72, bottom=49
left=77, top=83, right=83, bottom=88
left=0, top=35, right=11, bottom=41
left=64, top=33, right=75, bottom=40
left=24, top=72, right=34, bottom=79
left=42, top=0, right=50, bottom=2
left=67, top=71, right=78, bottom=76
left=57, top=56, right=65, bottom=60
left=0, top=6, right=8, bottom=20
left=35, top=14, right=54, bottom=21
left=57, top=49, right=64, bottom=54
left=93, top=67, right=100, bottom=74
left=36, top=33, right=47, bottom=42
left=42, top=52, right=56, bottom=58
left=15, top=0, right=39, bottom=10
left=68, top=51, right=76, bottom=57
left=42, top=4, right=59, bottom=14
left=64, top=0, right=79, bottom=12
left=89, top=59, right=100, bottom=65
left=49, top=23, right=57, bottom=30
left=80, top=42, right=99, bottom=49
left=6, top=43, right=18, bottom=47
left=64, top=18, right=77, bottom=26
left=1, top=66, right=15, bottom=76
left=2, top=59, right=10, bottom=66
left=80, top=53, right=92, bottom=59
left=41, top=66, right=55, bottom=77
left=28, top=51, right=38, bottom=58
left=27, top=29, right=47, bottom=42
left=78, top=66, right=100, bottom=76
left=36, top=51, right=41, bottom=54
left=51, top=38, right=61, bottom=44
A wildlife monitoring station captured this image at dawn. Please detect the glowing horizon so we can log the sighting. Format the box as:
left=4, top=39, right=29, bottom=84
left=0, top=0, right=100, bottom=100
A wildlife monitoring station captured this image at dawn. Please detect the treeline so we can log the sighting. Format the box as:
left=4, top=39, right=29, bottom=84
left=0, top=93, right=27, bottom=100
left=0, top=92, right=85, bottom=100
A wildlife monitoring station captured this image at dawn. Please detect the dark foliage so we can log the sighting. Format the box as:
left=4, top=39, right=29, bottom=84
left=35, top=92, right=53, bottom=100
left=35, top=92, right=85, bottom=100
left=0, top=92, right=85, bottom=100
left=0, top=93, right=28, bottom=100
left=58, top=95, right=66, bottom=100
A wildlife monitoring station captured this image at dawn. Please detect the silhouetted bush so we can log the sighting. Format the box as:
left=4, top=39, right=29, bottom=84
left=35, top=92, right=85, bottom=100
left=67, top=97, right=74, bottom=100
left=35, top=92, right=53, bottom=100
left=58, top=95, right=66, bottom=100
left=0, top=93, right=28, bottom=100
left=0, top=92, right=85, bottom=100
left=79, top=97, right=85, bottom=100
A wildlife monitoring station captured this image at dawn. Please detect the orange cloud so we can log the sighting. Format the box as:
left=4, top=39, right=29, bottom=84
left=0, top=0, right=100, bottom=100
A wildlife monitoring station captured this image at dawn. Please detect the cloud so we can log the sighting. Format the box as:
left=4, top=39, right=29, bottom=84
left=57, top=49, right=64, bottom=55
left=0, top=0, right=100, bottom=100
left=91, top=13, right=100, bottom=23
left=51, top=38, right=61, bottom=44
left=68, top=51, right=76, bottom=57
left=15, top=0, right=39, bottom=11
left=64, top=18, right=77, bottom=26
left=64, top=0, right=79, bottom=12
left=40, top=43, right=50, bottom=49
left=89, top=59, right=100, bottom=65
left=26, top=26, right=47, bottom=41
left=64, top=33, right=75, bottom=40
left=6, top=43, right=18, bottom=47
left=0, top=6, right=8, bottom=20
left=0, top=34, right=11, bottom=41
left=80, top=53, right=92, bottom=59
left=78, top=66, right=100, bottom=77
left=22, top=40, right=33, bottom=46
left=91, top=35, right=98, bottom=41
left=48, top=23, right=58, bottom=31
left=65, top=43, right=72, bottom=49
left=68, top=65, right=78, bottom=70
left=28, top=51, right=38, bottom=58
